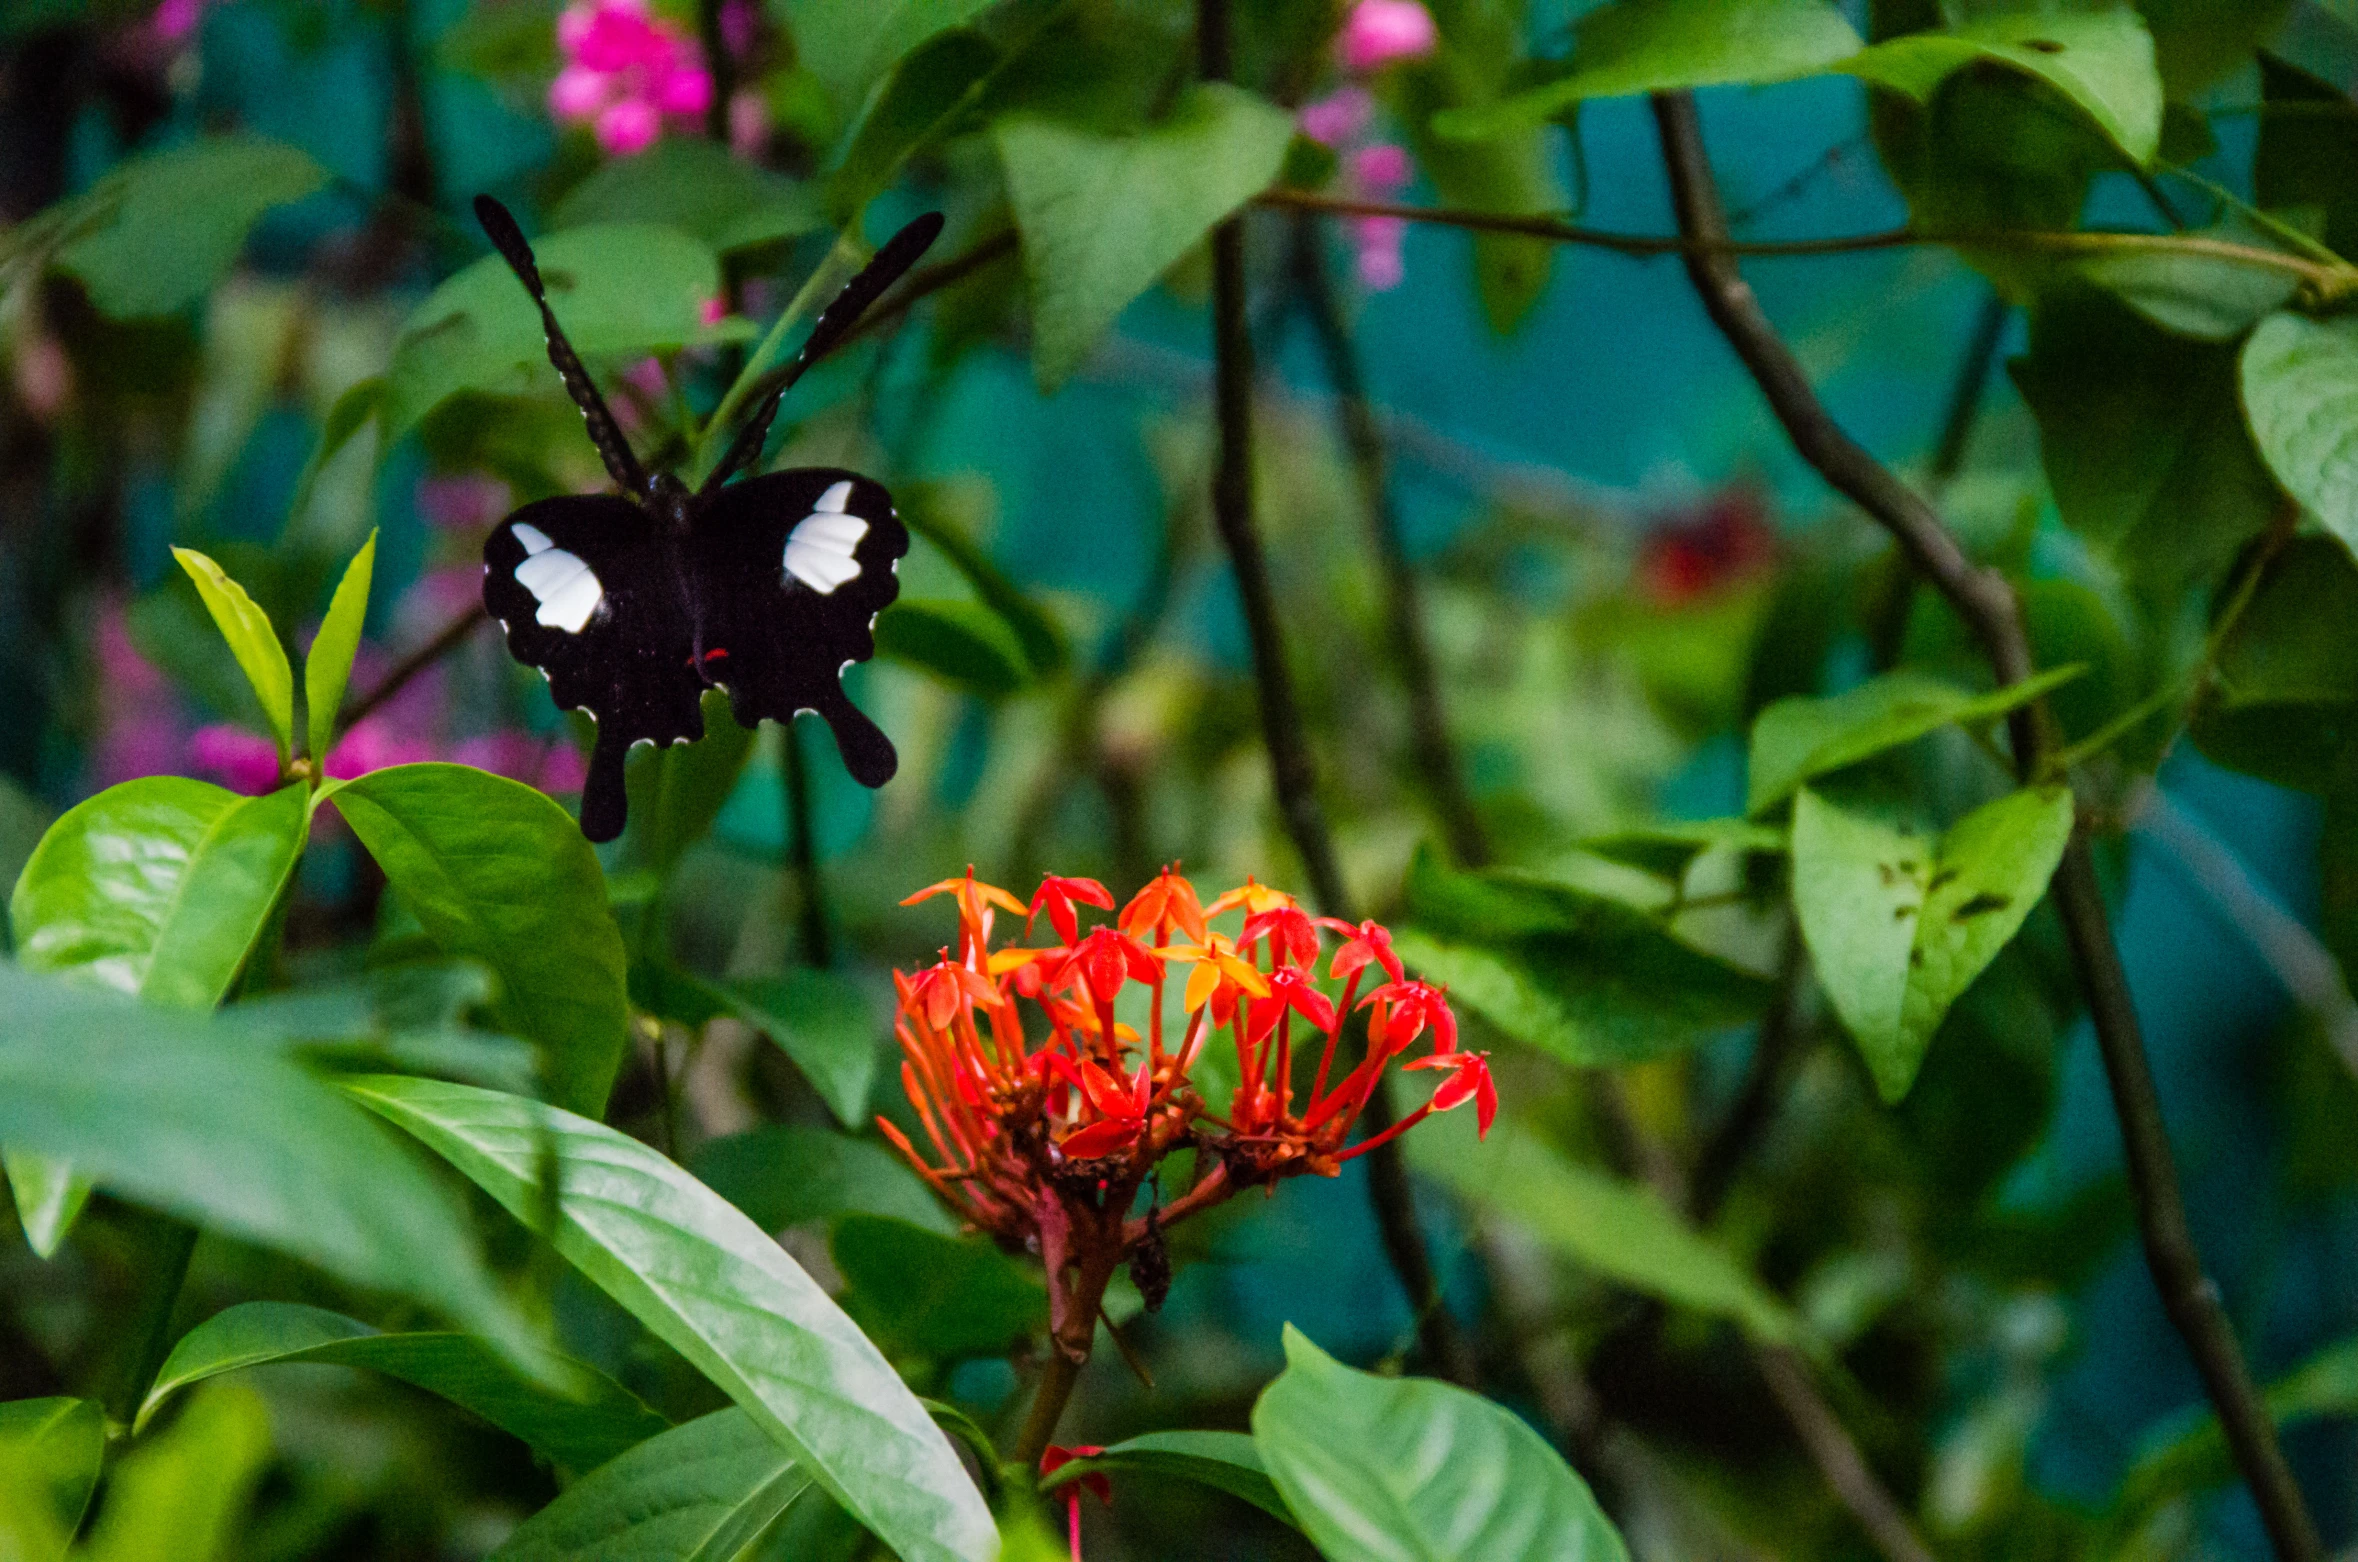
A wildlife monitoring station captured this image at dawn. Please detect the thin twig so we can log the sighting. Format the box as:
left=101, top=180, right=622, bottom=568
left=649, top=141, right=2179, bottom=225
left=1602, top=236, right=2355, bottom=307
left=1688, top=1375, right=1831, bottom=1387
left=337, top=601, right=488, bottom=737
left=1197, top=0, right=1471, bottom=1388
left=1754, top=1345, right=1937, bottom=1562
left=1256, top=187, right=2355, bottom=292
left=1287, top=215, right=1490, bottom=867
left=1652, top=89, right=2321, bottom=1562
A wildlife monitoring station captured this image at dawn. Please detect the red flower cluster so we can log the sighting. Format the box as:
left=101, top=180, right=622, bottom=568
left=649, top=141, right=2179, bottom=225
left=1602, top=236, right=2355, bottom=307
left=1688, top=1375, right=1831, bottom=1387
left=878, top=866, right=1491, bottom=1360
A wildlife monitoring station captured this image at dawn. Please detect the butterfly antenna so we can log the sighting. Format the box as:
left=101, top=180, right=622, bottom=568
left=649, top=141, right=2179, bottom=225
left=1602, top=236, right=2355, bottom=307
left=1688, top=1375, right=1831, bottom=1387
left=473, top=195, right=651, bottom=498
left=700, top=210, right=946, bottom=495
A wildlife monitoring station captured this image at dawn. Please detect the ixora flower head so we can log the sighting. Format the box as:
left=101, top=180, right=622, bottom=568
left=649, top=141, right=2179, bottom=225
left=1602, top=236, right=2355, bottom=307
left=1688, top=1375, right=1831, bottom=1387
left=878, top=864, right=1492, bottom=1378
left=549, top=0, right=713, bottom=155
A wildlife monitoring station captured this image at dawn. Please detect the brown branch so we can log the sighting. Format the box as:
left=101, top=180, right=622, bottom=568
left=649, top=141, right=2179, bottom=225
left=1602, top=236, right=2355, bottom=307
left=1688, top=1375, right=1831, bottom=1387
left=1197, top=0, right=1470, bottom=1389
left=336, top=601, right=488, bottom=737
left=1287, top=215, right=1490, bottom=868
left=1652, top=89, right=2321, bottom=1562
left=1256, top=187, right=2352, bottom=291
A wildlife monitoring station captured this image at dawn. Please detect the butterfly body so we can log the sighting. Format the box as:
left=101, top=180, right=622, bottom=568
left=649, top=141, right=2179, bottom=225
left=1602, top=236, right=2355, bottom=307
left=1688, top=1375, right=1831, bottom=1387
left=466, top=196, right=942, bottom=841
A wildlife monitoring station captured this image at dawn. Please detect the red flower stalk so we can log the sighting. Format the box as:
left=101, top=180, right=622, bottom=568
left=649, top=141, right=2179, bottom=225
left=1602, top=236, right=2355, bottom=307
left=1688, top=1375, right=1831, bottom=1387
left=1040, top=1446, right=1109, bottom=1562
left=878, top=866, right=1495, bottom=1389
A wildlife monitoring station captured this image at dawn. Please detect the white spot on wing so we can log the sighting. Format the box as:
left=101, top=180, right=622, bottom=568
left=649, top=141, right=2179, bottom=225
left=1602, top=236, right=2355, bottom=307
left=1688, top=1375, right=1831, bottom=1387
left=784, top=498, right=870, bottom=594
left=516, top=545, right=603, bottom=632
left=512, top=522, right=554, bottom=555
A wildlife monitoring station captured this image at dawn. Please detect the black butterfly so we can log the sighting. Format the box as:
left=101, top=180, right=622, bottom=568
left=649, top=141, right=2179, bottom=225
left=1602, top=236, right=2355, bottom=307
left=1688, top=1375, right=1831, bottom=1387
left=471, top=194, right=943, bottom=842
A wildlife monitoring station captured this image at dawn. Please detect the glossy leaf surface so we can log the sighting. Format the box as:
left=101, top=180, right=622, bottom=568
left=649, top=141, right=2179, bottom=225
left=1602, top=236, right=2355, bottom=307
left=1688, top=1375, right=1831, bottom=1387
left=304, top=529, right=376, bottom=766
left=173, top=547, right=295, bottom=759
left=142, top=1302, right=668, bottom=1475
left=343, top=1075, right=997, bottom=1562
left=332, top=764, right=628, bottom=1117
left=1043, top=1430, right=1296, bottom=1527
left=491, top=1408, right=809, bottom=1562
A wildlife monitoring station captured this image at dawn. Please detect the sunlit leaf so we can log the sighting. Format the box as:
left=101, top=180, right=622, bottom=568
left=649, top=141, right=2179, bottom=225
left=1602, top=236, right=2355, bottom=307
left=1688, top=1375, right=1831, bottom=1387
left=1790, top=785, right=2074, bottom=1102
left=331, top=764, right=629, bottom=1118
left=1745, top=667, right=2079, bottom=816
left=173, top=547, right=295, bottom=761
left=1252, top=1327, right=1630, bottom=1562
left=53, top=135, right=327, bottom=317
left=77, top=1384, right=272, bottom=1562
left=997, top=85, right=1296, bottom=390
left=142, top=1302, right=668, bottom=1476
left=343, top=1075, right=998, bottom=1562
left=491, top=1408, right=810, bottom=1562
left=0, top=1396, right=102, bottom=1562
left=305, top=530, right=376, bottom=766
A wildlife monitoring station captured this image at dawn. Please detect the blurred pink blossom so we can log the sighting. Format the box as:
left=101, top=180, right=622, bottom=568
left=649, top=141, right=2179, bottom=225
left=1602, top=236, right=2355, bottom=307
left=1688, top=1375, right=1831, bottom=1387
left=1299, top=86, right=1374, bottom=147
left=453, top=732, right=589, bottom=793
left=698, top=296, right=728, bottom=328
left=190, top=725, right=282, bottom=795
left=1348, top=141, right=1413, bottom=192
left=1336, top=0, right=1437, bottom=72
left=150, top=0, right=207, bottom=44
left=323, top=718, right=434, bottom=782
left=550, top=0, right=713, bottom=157
left=91, top=599, right=184, bottom=787
left=1351, top=216, right=1407, bottom=291
left=417, top=473, right=511, bottom=532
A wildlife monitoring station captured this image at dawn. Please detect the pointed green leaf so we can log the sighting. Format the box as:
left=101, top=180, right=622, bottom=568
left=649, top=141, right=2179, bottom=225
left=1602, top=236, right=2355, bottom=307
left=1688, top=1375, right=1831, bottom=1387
left=342, top=1074, right=998, bottom=1562
left=2243, top=312, right=2358, bottom=552
left=1839, top=5, right=2163, bottom=165
left=721, top=969, right=883, bottom=1129
left=831, top=28, right=1002, bottom=224
left=172, top=547, right=295, bottom=761
left=0, top=965, right=534, bottom=1360
left=491, top=1409, right=810, bottom=1562
left=1043, top=1431, right=1296, bottom=1527
left=141, top=1302, right=668, bottom=1475
left=1791, top=785, right=2075, bottom=1101
left=0, top=1396, right=103, bottom=1560
left=8, top=777, right=309, bottom=1254
left=76, top=1384, right=272, bottom=1562
left=305, top=530, right=376, bottom=766
left=1408, top=1111, right=1794, bottom=1341
left=1432, top=0, right=1861, bottom=139
left=53, top=135, right=327, bottom=318
left=1252, top=1327, right=1630, bottom=1562
left=998, top=85, right=1297, bottom=391
left=331, top=764, right=629, bottom=1117
left=1746, top=666, right=2081, bottom=815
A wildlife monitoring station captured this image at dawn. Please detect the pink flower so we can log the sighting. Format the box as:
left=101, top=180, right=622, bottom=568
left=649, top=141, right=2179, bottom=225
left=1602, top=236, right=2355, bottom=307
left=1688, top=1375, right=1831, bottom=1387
left=1336, top=0, right=1437, bottom=72
left=151, top=0, right=206, bottom=44
left=1348, top=141, right=1413, bottom=192
left=548, top=64, right=615, bottom=119
left=323, top=718, right=433, bottom=782
left=1298, top=86, right=1374, bottom=147
left=596, top=97, right=661, bottom=155
left=651, top=64, right=713, bottom=117
left=698, top=296, right=728, bottom=328
left=190, top=725, right=282, bottom=795
left=1351, top=215, right=1407, bottom=291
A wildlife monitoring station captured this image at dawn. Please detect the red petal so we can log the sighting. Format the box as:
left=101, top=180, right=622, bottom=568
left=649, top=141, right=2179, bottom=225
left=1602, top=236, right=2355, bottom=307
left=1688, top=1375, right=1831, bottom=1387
left=1060, top=1118, right=1139, bottom=1159
left=1475, top=1066, right=1498, bottom=1137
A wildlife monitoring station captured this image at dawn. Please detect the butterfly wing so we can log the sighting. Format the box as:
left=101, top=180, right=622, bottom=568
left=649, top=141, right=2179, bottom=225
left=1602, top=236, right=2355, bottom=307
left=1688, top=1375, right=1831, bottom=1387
left=483, top=495, right=704, bottom=841
left=689, top=468, right=908, bottom=786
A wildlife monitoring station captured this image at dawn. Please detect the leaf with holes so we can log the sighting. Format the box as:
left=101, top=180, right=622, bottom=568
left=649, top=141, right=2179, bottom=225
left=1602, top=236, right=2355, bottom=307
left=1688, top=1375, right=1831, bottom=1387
left=1253, top=1327, right=1630, bottom=1562
left=342, top=1075, right=996, bottom=1562
left=142, top=1302, right=667, bottom=1476
left=1791, top=786, right=2075, bottom=1102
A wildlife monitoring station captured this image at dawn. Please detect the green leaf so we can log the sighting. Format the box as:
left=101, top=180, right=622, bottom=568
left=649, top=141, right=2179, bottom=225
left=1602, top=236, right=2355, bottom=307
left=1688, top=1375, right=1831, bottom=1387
left=305, top=530, right=376, bottom=766
left=331, top=764, right=629, bottom=1118
left=2068, top=229, right=2302, bottom=342
left=2192, top=536, right=2358, bottom=791
left=2243, top=312, right=2358, bottom=551
left=385, top=223, right=741, bottom=443
left=998, top=84, right=1297, bottom=391
left=77, top=1383, right=273, bottom=1562
left=141, top=1302, right=668, bottom=1476
left=553, top=138, right=823, bottom=253
left=490, top=1408, right=810, bottom=1562
left=2256, top=54, right=2358, bottom=262
left=0, top=1396, right=102, bottom=1560
left=343, top=1074, right=997, bottom=1562
left=1398, top=845, right=1770, bottom=1068
left=2012, top=288, right=2278, bottom=606
left=172, top=547, right=295, bottom=761
left=877, top=597, right=1038, bottom=696
left=1432, top=0, right=1861, bottom=139
left=53, top=135, right=327, bottom=317
left=623, top=689, right=757, bottom=875
left=1578, top=818, right=1787, bottom=881
left=0, top=965, right=534, bottom=1362
left=688, top=1124, right=955, bottom=1234
left=903, top=484, right=1068, bottom=679
left=783, top=0, right=1004, bottom=116
left=831, top=28, right=1001, bottom=225
left=1745, top=667, right=2080, bottom=816
left=1043, top=1431, right=1296, bottom=1527
left=721, top=969, right=882, bottom=1128
left=2141, top=0, right=2292, bottom=98
left=832, top=1215, right=1046, bottom=1361
left=8, top=777, right=310, bottom=1255
left=1252, top=1327, right=1631, bottom=1562
left=1841, top=5, right=2163, bottom=164
left=1791, top=785, right=2075, bottom=1102
left=1407, top=1111, right=1795, bottom=1341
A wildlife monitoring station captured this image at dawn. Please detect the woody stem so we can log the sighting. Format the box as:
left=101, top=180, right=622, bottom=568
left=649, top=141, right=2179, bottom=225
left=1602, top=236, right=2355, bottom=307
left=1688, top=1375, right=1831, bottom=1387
left=1015, top=1247, right=1122, bottom=1467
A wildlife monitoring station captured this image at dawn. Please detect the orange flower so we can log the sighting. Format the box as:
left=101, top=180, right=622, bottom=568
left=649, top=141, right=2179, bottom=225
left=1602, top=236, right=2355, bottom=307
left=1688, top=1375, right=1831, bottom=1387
left=908, top=949, right=1002, bottom=1029
left=1162, top=931, right=1270, bottom=1020
left=1205, top=875, right=1295, bottom=918
left=1120, top=864, right=1208, bottom=945
left=1405, top=1049, right=1497, bottom=1135
left=1242, top=905, right=1323, bottom=969
left=1029, top=873, right=1114, bottom=946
